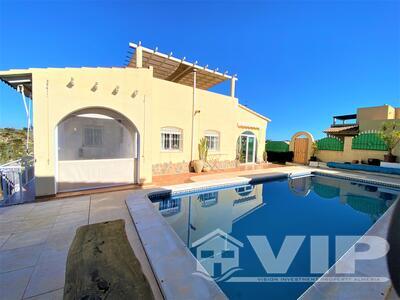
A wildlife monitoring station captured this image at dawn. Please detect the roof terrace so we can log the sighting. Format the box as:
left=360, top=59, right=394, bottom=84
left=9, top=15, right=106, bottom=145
left=126, top=42, right=237, bottom=95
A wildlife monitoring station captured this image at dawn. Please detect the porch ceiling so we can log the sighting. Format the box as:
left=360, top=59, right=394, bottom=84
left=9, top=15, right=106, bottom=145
left=126, top=42, right=233, bottom=90
left=0, top=73, right=32, bottom=98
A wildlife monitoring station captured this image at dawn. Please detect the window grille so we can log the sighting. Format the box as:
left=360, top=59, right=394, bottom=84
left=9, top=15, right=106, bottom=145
left=161, top=127, right=183, bottom=151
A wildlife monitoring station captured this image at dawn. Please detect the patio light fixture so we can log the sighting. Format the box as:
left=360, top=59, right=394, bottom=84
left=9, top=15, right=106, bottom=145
left=112, top=85, right=119, bottom=95
left=91, top=82, right=98, bottom=92
left=66, top=77, right=74, bottom=88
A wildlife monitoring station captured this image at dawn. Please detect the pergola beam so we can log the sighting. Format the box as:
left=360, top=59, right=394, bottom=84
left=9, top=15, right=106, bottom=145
left=129, top=42, right=233, bottom=80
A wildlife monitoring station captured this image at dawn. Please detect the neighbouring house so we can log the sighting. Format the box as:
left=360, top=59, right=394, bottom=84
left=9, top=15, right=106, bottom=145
left=283, top=105, right=400, bottom=165
left=315, top=104, right=400, bottom=163
left=0, top=42, right=270, bottom=197
left=324, top=104, right=400, bottom=138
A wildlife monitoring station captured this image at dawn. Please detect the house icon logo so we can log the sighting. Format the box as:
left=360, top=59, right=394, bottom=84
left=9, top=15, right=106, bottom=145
left=192, top=229, right=244, bottom=282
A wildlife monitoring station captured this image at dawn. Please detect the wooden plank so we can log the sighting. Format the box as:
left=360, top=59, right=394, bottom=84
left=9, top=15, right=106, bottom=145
left=64, top=219, right=155, bottom=300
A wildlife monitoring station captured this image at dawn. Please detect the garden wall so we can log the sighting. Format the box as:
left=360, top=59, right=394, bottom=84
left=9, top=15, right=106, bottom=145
left=317, top=136, right=400, bottom=163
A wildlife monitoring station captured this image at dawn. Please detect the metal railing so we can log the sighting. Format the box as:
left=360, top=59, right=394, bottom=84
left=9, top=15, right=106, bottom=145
left=0, top=156, right=34, bottom=203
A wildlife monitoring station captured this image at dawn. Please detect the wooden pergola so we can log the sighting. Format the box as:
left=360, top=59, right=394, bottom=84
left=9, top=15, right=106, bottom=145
left=126, top=42, right=237, bottom=93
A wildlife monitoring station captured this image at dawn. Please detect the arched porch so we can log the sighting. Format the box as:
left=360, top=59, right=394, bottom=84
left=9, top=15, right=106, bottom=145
left=55, top=107, right=140, bottom=192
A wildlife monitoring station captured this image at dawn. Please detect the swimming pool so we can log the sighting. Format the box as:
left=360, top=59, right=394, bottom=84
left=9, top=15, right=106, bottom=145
left=151, top=174, right=399, bottom=299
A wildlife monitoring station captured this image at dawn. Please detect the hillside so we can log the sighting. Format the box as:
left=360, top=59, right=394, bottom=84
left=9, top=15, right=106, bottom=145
left=0, top=128, right=33, bottom=165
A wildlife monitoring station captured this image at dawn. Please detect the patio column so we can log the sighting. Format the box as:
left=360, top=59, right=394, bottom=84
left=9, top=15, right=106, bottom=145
left=191, top=68, right=197, bottom=162
left=135, top=45, right=143, bottom=68
left=230, top=77, right=237, bottom=98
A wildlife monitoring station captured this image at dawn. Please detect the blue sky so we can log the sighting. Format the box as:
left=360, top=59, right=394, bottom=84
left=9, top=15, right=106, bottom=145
left=0, top=0, right=399, bottom=140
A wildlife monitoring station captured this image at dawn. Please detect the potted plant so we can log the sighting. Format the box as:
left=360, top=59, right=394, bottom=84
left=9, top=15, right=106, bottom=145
left=309, top=142, right=318, bottom=162
left=380, top=121, right=400, bottom=163
left=192, top=137, right=208, bottom=173
left=263, top=151, right=268, bottom=163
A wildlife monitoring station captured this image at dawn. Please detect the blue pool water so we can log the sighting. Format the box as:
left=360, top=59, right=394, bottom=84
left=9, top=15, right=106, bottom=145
left=152, top=175, right=399, bottom=299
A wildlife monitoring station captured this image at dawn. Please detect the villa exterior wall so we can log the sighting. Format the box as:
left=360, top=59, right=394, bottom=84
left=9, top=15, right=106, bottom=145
left=4, top=67, right=269, bottom=196
left=150, top=78, right=268, bottom=174
left=30, top=67, right=154, bottom=196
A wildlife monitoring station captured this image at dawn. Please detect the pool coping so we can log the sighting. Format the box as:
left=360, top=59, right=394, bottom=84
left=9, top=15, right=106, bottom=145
left=126, top=168, right=399, bottom=300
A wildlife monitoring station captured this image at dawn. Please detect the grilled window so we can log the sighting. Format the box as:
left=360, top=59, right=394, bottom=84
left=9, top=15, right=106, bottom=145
left=161, top=127, right=183, bottom=151
left=205, top=130, right=220, bottom=151
left=83, top=127, right=103, bottom=147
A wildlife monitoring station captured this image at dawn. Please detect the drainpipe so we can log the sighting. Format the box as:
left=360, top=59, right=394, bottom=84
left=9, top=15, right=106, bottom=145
left=190, top=69, right=197, bottom=162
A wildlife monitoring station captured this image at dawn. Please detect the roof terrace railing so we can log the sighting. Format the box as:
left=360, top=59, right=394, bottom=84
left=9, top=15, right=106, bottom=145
left=332, top=114, right=358, bottom=127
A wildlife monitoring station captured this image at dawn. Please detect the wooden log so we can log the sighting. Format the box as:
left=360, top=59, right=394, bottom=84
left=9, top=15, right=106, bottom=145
left=64, top=219, right=155, bottom=300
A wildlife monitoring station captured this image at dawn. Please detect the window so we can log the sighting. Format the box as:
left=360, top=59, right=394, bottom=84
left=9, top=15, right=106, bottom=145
left=161, top=127, right=183, bottom=151
left=198, top=192, right=218, bottom=207
left=83, top=127, right=103, bottom=147
left=205, top=130, right=220, bottom=151
left=235, top=185, right=254, bottom=197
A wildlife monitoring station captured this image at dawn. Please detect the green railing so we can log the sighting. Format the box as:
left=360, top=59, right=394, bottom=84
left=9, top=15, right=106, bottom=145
left=352, top=132, right=387, bottom=151
left=317, top=137, right=344, bottom=151
left=265, top=140, right=289, bottom=152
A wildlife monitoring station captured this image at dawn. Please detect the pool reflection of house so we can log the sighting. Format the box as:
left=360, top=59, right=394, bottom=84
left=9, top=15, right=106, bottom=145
left=198, top=192, right=219, bottom=207
left=159, top=198, right=182, bottom=217
left=156, top=184, right=264, bottom=247
left=288, top=176, right=397, bottom=222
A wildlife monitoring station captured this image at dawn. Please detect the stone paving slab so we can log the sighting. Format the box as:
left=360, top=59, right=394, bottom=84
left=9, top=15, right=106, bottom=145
left=0, top=267, right=34, bottom=300
left=0, top=191, right=163, bottom=300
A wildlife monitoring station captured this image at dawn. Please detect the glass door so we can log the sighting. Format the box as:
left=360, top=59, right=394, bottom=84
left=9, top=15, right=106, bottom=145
left=239, top=136, right=247, bottom=163
left=246, top=136, right=255, bottom=163
left=239, top=134, right=256, bottom=164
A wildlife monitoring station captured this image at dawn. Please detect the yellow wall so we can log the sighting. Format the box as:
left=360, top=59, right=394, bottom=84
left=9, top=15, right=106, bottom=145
left=357, top=105, right=395, bottom=122
left=150, top=78, right=267, bottom=165
left=1, top=67, right=269, bottom=196
left=357, top=104, right=399, bottom=131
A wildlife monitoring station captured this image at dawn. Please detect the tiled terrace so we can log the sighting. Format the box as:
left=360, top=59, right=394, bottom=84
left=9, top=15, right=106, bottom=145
left=152, top=162, right=285, bottom=186
left=0, top=190, right=163, bottom=300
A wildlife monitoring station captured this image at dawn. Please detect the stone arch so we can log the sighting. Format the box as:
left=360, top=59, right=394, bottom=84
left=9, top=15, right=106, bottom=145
left=289, top=131, right=315, bottom=164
